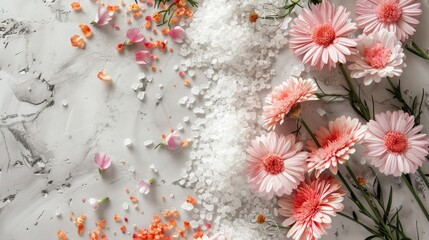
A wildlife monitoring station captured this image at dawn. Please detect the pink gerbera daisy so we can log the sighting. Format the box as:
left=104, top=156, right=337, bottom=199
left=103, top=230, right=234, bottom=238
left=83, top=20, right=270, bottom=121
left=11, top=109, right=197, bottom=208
left=263, top=77, right=318, bottom=130
left=246, top=132, right=308, bottom=199
left=278, top=174, right=346, bottom=240
left=307, top=116, right=366, bottom=177
left=355, top=0, right=422, bottom=42
left=348, top=29, right=406, bottom=85
left=289, top=0, right=357, bottom=70
left=364, top=110, right=429, bottom=176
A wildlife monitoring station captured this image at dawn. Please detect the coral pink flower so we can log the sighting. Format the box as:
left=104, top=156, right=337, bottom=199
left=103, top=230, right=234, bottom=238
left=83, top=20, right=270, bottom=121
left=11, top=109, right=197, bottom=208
left=246, top=132, right=308, bottom=199
left=166, top=131, right=182, bottom=150
left=355, top=0, right=422, bottom=42
left=307, top=116, right=366, bottom=177
left=348, top=29, right=405, bottom=85
left=126, top=27, right=145, bottom=43
left=278, top=174, right=345, bottom=240
left=92, top=6, right=112, bottom=26
left=94, top=153, right=112, bottom=170
left=364, top=110, right=429, bottom=176
left=289, top=0, right=357, bottom=70
left=263, top=77, right=318, bottom=130
left=168, top=26, right=186, bottom=43
left=135, top=50, right=152, bottom=65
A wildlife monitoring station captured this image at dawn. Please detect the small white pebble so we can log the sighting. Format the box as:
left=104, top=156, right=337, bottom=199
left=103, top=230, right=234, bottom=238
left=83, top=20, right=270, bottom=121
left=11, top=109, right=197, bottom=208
left=159, top=83, right=163, bottom=89
left=62, top=100, right=68, bottom=107
left=183, top=116, right=190, bottom=123
left=131, top=82, right=139, bottom=91
left=55, top=210, right=62, bottom=217
left=170, top=193, right=174, bottom=198
left=137, top=91, right=145, bottom=101
left=124, top=138, right=133, bottom=147
left=157, top=94, right=162, bottom=100
left=144, top=140, right=153, bottom=147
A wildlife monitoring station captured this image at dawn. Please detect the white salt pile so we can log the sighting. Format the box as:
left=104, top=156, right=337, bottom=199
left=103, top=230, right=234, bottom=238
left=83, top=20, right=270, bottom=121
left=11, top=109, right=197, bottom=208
left=178, top=0, right=293, bottom=238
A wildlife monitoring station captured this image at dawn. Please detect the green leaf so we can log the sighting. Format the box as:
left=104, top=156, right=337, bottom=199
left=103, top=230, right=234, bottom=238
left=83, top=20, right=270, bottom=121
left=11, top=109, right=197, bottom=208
left=364, top=236, right=379, bottom=240
left=384, top=186, right=393, bottom=222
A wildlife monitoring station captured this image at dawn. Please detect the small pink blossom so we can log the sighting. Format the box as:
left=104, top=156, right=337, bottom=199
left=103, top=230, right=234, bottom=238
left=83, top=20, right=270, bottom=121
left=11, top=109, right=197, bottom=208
left=138, top=178, right=155, bottom=195
left=94, top=152, right=112, bottom=170
left=93, top=6, right=112, bottom=26
left=166, top=131, right=182, bottom=150
left=168, top=26, right=186, bottom=43
left=126, top=27, right=145, bottom=43
left=88, top=197, right=109, bottom=210
left=135, top=50, right=152, bottom=65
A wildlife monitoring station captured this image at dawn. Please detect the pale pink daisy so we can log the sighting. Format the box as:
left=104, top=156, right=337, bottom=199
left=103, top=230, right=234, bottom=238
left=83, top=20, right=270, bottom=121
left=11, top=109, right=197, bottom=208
left=307, top=116, right=366, bottom=177
left=364, top=110, right=429, bottom=176
left=278, top=174, right=345, bottom=240
left=348, top=29, right=406, bottom=85
left=246, top=132, right=308, bottom=199
left=289, top=0, right=357, bottom=70
left=355, top=0, right=422, bottom=42
left=263, top=77, right=318, bottom=130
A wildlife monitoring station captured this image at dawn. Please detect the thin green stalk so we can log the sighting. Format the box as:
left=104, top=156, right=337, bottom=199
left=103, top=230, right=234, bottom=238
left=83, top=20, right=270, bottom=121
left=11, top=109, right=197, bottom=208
left=337, top=212, right=381, bottom=237
left=345, top=163, right=397, bottom=240
left=401, top=174, right=429, bottom=221
left=405, top=42, right=429, bottom=61
left=299, top=118, right=319, bottom=147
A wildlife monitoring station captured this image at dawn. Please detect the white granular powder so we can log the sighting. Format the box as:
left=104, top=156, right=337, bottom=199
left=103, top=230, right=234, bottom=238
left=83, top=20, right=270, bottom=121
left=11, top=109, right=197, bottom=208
left=179, top=0, right=293, bottom=238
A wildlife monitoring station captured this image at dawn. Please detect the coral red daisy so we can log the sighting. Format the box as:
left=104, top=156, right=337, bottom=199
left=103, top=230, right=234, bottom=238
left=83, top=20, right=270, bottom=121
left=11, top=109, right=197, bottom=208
left=278, top=174, right=346, bottom=240
left=263, top=77, right=317, bottom=130
left=364, top=110, right=429, bottom=176
left=307, top=116, right=366, bottom=177
left=348, top=29, right=406, bottom=85
left=289, top=0, right=357, bottom=70
left=246, top=132, right=308, bottom=199
left=355, top=0, right=422, bottom=42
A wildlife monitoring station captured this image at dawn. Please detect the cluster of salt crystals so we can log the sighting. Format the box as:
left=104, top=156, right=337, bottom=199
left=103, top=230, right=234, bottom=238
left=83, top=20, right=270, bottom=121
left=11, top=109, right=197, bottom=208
left=177, top=0, right=292, bottom=238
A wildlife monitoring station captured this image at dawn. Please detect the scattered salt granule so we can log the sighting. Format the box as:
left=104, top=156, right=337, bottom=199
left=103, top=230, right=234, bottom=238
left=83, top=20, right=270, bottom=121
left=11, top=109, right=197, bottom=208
left=124, top=138, right=133, bottom=147
left=122, top=202, right=129, bottom=211
left=159, top=83, right=163, bottom=89
left=149, top=164, right=158, bottom=173
left=183, top=116, right=190, bottom=123
left=55, top=209, right=62, bottom=217
left=62, top=100, right=68, bottom=107
left=181, top=202, right=194, bottom=211
left=144, top=140, right=153, bottom=147
left=132, top=82, right=140, bottom=91
left=138, top=72, right=146, bottom=80
left=317, top=108, right=326, bottom=116
left=137, top=91, right=145, bottom=101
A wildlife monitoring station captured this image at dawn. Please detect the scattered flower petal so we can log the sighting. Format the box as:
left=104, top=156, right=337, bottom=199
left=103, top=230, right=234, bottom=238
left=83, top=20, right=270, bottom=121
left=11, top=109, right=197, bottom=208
left=168, top=26, right=186, bottom=43
left=70, top=35, right=85, bottom=49
left=135, top=50, right=152, bottom=65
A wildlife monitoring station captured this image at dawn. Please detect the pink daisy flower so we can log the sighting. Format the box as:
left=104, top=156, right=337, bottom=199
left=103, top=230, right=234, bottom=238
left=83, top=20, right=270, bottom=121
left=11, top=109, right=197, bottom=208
left=355, top=0, right=422, bottom=42
left=246, top=132, right=308, bottom=199
left=289, top=0, right=357, bottom=70
left=348, top=29, right=406, bottom=85
left=364, top=110, right=429, bottom=176
left=278, top=174, right=346, bottom=240
left=307, top=116, right=366, bottom=177
left=263, top=77, right=318, bottom=130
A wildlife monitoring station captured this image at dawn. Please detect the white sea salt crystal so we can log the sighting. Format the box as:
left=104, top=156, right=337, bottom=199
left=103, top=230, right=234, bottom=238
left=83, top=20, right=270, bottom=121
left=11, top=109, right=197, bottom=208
left=183, top=116, right=190, bottom=123
left=157, top=94, right=162, bottom=100
left=159, top=83, right=163, bottom=89
left=317, top=108, right=326, bottom=116
left=179, top=96, right=188, bottom=105
left=193, top=107, right=204, bottom=115
left=170, top=194, right=174, bottom=198
left=138, top=73, right=146, bottom=80
left=150, top=164, right=158, bottom=173
left=131, top=83, right=139, bottom=91
left=124, top=138, right=133, bottom=147
left=144, top=140, right=153, bottom=147
left=191, top=86, right=200, bottom=95
left=62, top=100, right=68, bottom=107
left=122, top=202, right=129, bottom=210
left=177, top=123, right=184, bottom=131
left=173, top=65, right=179, bottom=70
left=189, top=220, right=198, bottom=229
left=137, top=91, right=145, bottom=101
left=181, top=202, right=194, bottom=211
left=147, top=77, right=153, bottom=83
left=55, top=210, right=62, bottom=217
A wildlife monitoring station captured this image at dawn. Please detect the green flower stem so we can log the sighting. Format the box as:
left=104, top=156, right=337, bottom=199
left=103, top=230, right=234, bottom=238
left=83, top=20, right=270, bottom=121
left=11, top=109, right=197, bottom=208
left=337, top=212, right=380, bottom=237
left=339, top=63, right=371, bottom=121
left=405, top=42, right=429, bottom=61
left=401, top=174, right=429, bottom=221
left=149, top=178, right=156, bottom=184
left=417, top=167, right=429, bottom=190
left=99, top=197, right=109, bottom=204
left=345, top=163, right=397, bottom=240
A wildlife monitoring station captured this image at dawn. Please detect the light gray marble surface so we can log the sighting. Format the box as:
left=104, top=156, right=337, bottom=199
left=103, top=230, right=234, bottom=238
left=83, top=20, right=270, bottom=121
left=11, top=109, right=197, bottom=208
left=1, top=0, right=429, bottom=239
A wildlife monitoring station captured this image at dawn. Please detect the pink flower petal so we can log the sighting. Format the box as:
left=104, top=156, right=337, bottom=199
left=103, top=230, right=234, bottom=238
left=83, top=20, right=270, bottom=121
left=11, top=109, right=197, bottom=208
left=166, top=131, right=181, bottom=150
left=135, top=51, right=152, bottom=65
left=94, top=152, right=112, bottom=170
left=126, top=27, right=145, bottom=43
left=95, top=6, right=112, bottom=26
left=168, top=26, right=186, bottom=43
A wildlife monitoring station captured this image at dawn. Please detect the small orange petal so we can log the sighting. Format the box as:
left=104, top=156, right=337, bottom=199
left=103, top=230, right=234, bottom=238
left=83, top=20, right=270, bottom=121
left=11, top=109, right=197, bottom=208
left=70, top=35, right=85, bottom=49
left=161, top=28, right=169, bottom=35
left=57, top=230, right=68, bottom=240
left=130, top=196, right=138, bottom=202
left=71, top=2, right=81, bottom=11
left=130, top=3, right=140, bottom=11
left=79, top=24, right=92, bottom=38
left=183, top=79, right=190, bottom=86
left=133, top=12, right=142, bottom=19
left=97, top=70, right=111, bottom=81
left=114, top=214, right=121, bottom=222
left=120, top=225, right=126, bottom=233
left=144, top=21, right=152, bottom=29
